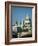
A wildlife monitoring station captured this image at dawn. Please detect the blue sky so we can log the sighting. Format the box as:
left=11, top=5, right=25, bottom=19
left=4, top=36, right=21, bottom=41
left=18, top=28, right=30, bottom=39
left=11, top=6, right=32, bottom=25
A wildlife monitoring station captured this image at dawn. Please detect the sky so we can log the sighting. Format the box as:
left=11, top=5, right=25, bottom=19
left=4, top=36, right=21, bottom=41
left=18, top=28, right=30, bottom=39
left=11, top=6, right=32, bottom=25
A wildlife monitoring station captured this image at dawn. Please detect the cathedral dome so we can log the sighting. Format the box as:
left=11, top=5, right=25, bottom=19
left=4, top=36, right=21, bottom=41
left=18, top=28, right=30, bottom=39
left=25, top=14, right=30, bottom=20
left=24, top=13, right=31, bottom=24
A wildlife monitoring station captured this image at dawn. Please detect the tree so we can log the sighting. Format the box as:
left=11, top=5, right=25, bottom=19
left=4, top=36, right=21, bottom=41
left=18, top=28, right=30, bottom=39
left=23, top=20, right=24, bottom=26
left=20, top=21, right=21, bottom=26
left=16, top=21, right=18, bottom=25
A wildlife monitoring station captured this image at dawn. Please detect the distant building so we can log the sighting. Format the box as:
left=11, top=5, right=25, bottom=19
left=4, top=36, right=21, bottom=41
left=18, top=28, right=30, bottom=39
left=23, top=14, right=32, bottom=32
